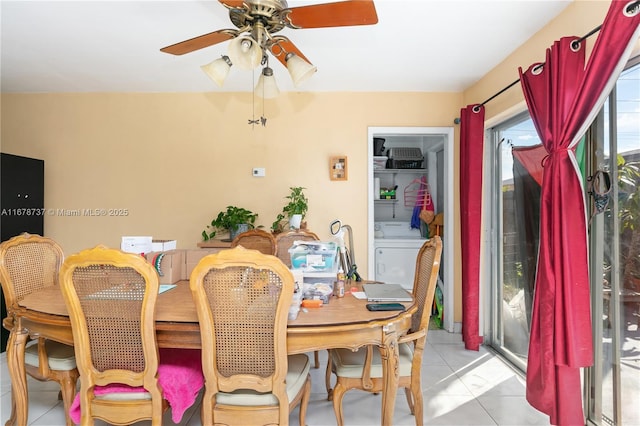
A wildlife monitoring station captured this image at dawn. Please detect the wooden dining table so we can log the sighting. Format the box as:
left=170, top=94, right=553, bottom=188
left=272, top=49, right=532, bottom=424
left=6, top=280, right=415, bottom=426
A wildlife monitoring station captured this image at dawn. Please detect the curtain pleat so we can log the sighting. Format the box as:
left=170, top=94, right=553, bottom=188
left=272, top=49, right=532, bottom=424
left=459, top=104, right=485, bottom=351
left=520, top=2, right=640, bottom=424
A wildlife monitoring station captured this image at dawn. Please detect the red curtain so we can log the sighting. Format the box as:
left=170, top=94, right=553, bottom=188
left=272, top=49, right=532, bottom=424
left=459, top=104, right=485, bottom=351
left=520, top=2, right=640, bottom=424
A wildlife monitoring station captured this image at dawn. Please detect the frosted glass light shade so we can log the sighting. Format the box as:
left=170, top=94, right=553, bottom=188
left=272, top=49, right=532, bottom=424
left=228, top=36, right=262, bottom=70
left=255, top=67, right=280, bottom=99
left=200, top=56, right=232, bottom=87
left=286, top=53, right=317, bottom=87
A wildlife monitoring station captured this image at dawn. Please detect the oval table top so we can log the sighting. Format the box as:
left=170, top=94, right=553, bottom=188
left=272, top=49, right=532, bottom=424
left=18, top=280, right=415, bottom=328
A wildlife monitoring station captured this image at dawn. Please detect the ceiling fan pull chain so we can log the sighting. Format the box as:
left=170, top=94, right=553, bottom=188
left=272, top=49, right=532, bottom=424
left=261, top=76, right=267, bottom=127
left=247, top=67, right=267, bottom=128
left=249, top=68, right=256, bottom=128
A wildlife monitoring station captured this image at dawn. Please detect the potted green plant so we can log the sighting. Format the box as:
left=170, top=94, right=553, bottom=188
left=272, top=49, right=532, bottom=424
left=271, top=187, right=308, bottom=232
left=202, top=205, right=258, bottom=241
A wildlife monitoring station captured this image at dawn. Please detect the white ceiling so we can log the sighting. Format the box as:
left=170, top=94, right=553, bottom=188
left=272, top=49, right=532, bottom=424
left=0, top=0, right=573, bottom=94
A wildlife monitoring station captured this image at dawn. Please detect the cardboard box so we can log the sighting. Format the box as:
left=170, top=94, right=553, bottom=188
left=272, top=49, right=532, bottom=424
left=146, top=250, right=184, bottom=284
left=185, top=249, right=224, bottom=279
left=151, top=239, right=177, bottom=252
left=121, top=236, right=153, bottom=255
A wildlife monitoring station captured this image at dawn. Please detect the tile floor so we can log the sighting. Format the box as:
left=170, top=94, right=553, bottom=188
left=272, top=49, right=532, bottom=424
left=0, top=330, right=549, bottom=425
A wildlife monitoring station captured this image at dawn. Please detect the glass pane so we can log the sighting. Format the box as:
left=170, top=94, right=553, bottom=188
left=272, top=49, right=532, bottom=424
left=599, top=61, right=640, bottom=426
left=497, top=119, right=541, bottom=364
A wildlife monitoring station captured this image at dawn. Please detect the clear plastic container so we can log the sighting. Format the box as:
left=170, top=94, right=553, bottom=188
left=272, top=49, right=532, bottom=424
left=288, top=241, right=338, bottom=272
left=288, top=304, right=300, bottom=320
left=373, top=156, right=388, bottom=170
left=288, top=291, right=303, bottom=320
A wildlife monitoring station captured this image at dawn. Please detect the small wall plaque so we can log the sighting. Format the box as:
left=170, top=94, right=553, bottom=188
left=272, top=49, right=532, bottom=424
left=329, top=156, right=348, bottom=181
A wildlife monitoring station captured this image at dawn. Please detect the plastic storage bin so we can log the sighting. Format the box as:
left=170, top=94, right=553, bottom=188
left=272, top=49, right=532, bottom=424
left=387, top=147, right=424, bottom=169
left=373, top=156, right=388, bottom=170
left=302, top=282, right=334, bottom=304
left=289, top=241, right=338, bottom=272
left=303, top=270, right=338, bottom=286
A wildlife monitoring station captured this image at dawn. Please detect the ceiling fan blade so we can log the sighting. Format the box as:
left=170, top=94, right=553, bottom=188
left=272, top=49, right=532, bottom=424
left=218, top=0, right=245, bottom=9
left=270, top=38, right=311, bottom=68
left=160, top=30, right=235, bottom=55
left=286, top=0, right=378, bottom=29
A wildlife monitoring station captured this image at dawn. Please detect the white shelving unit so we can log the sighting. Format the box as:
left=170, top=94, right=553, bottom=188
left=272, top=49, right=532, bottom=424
left=374, top=168, right=428, bottom=221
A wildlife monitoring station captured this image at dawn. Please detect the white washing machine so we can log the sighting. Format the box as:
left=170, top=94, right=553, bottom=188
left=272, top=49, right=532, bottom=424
left=374, top=221, right=426, bottom=290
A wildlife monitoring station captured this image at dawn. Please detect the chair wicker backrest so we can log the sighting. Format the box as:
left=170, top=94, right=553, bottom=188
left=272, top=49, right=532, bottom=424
left=409, top=235, right=443, bottom=335
left=0, top=233, right=79, bottom=426
left=230, top=228, right=277, bottom=255
left=274, top=230, right=319, bottom=267
left=59, top=245, right=164, bottom=425
left=190, top=246, right=295, bottom=425
left=0, top=233, right=63, bottom=310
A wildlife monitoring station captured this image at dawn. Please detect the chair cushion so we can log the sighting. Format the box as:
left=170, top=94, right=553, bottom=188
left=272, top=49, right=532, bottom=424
left=69, top=348, right=203, bottom=425
left=330, top=343, right=414, bottom=379
left=24, top=340, right=76, bottom=371
left=96, top=390, right=152, bottom=401
left=215, top=353, right=310, bottom=406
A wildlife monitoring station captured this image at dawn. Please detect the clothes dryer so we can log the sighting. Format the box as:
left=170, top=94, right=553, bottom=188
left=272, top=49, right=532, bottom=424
left=374, top=222, right=426, bottom=290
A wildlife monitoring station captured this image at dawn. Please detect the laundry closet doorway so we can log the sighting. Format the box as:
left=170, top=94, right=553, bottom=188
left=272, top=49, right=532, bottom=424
left=367, top=126, right=455, bottom=332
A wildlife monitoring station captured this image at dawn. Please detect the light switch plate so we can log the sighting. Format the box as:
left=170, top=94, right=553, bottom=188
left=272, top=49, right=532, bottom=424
left=252, top=167, right=266, bottom=177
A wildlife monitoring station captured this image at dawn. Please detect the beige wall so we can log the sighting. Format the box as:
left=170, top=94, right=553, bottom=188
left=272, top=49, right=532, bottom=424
left=2, top=0, right=633, bottom=325
left=0, top=91, right=460, bottom=260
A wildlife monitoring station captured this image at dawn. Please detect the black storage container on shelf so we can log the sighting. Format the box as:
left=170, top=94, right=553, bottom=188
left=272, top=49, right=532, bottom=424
left=387, top=147, right=424, bottom=169
left=373, top=137, right=386, bottom=156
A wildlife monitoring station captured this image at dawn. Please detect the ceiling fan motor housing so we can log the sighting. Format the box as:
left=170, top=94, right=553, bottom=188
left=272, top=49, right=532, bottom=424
left=229, top=0, right=290, bottom=35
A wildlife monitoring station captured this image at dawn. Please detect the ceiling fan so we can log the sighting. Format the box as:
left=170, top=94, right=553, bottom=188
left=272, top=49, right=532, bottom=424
left=160, top=0, right=378, bottom=90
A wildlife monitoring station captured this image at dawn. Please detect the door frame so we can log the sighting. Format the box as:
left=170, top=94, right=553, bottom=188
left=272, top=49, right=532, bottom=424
left=367, top=126, right=455, bottom=332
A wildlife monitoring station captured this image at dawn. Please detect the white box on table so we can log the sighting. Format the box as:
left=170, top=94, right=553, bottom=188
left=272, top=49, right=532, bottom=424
left=121, top=236, right=152, bottom=255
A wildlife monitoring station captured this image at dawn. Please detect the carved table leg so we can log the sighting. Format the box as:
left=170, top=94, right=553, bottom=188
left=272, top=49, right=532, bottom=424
left=379, top=323, right=400, bottom=426
left=6, top=322, right=29, bottom=426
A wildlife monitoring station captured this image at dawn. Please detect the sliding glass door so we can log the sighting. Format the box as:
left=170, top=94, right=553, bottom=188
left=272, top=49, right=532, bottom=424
left=586, top=60, right=640, bottom=426
left=487, top=59, right=639, bottom=426
left=487, top=113, right=541, bottom=371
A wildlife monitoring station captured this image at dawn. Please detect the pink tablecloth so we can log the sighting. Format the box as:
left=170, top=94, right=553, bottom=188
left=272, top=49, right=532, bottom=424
left=69, top=348, right=204, bottom=424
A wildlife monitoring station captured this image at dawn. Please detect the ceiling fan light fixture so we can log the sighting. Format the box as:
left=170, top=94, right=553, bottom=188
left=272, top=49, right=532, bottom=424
left=200, top=55, right=233, bottom=87
left=255, top=66, right=280, bottom=99
left=228, top=35, right=263, bottom=70
left=285, top=53, right=317, bottom=87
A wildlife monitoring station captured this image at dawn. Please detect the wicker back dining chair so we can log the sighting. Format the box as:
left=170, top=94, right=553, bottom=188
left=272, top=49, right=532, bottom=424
left=230, top=228, right=277, bottom=255
left=59, top=245, right=166, bottom=426
left=326, top=236, right=443, bottom=426
left=190, top=246, right=311, bottom=425
left=0, top=233, right=79, bottom=426
left=274, top=229, right=319, bottom=268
